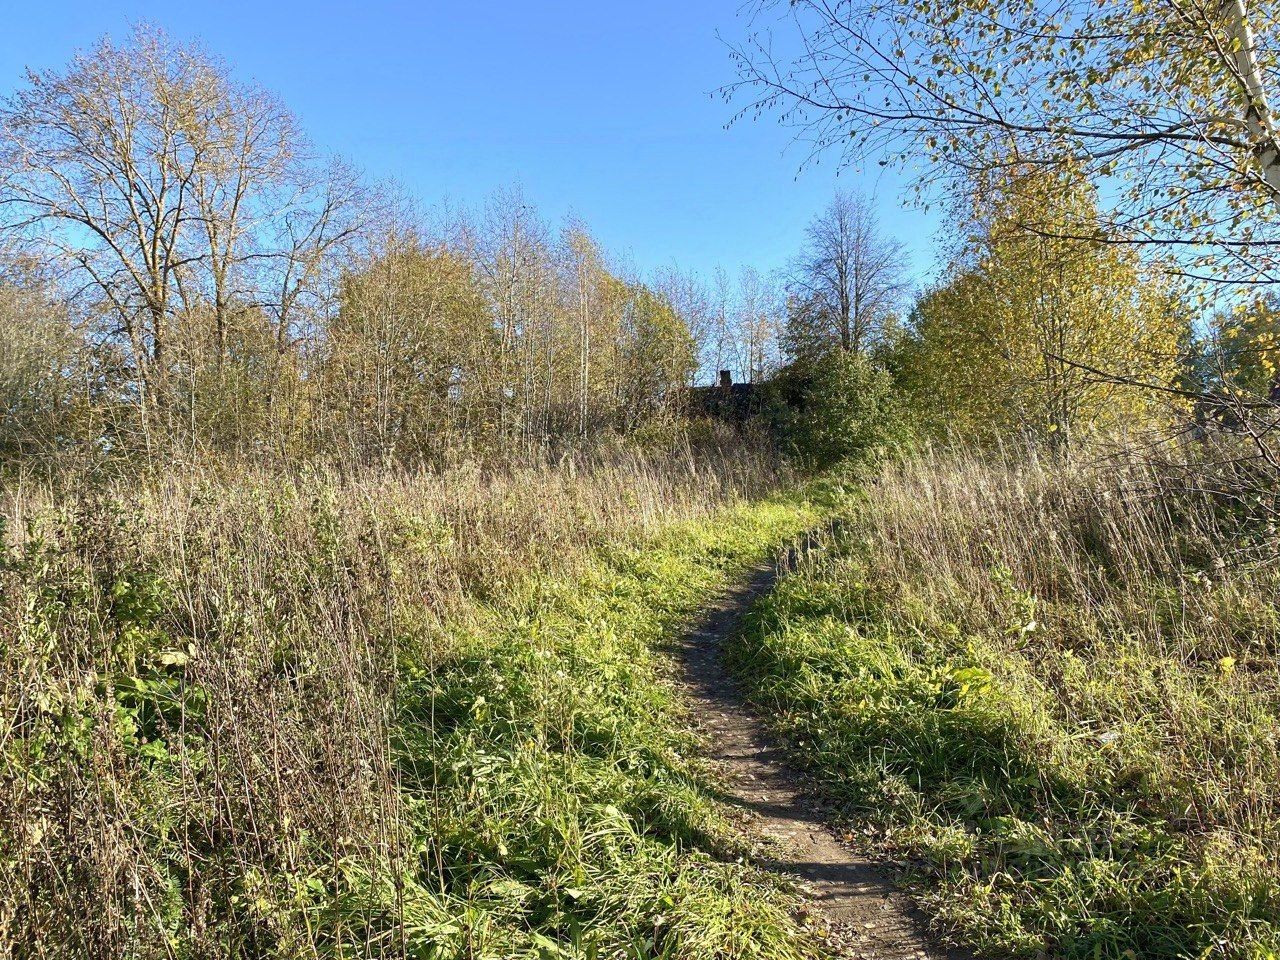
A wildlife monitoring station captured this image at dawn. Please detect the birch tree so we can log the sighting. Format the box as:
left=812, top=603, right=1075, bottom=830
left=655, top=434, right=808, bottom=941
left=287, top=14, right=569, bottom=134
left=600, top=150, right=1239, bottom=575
left=728, top=0, right=1280, bottom=285
left=734, top=267, right=785, bottom=382
left=901, top=167, right=1189, bottom=445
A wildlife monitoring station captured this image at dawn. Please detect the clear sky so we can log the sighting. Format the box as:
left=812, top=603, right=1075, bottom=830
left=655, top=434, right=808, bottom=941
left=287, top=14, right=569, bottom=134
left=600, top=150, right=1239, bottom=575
left=0, top=1, right=940, bottom=288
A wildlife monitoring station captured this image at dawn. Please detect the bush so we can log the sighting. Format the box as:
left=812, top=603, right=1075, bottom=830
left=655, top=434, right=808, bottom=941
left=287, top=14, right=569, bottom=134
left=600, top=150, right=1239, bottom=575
left=768, top=351, right=905, bottom=468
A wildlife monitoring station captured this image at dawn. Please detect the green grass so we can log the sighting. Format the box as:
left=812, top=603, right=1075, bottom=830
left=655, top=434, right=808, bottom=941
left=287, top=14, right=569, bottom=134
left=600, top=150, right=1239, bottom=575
left=728, top=475, right=1280, bottom=960
left=0, top=460, right=828, bottom=959
left=385, top=497, right=825, bottom=958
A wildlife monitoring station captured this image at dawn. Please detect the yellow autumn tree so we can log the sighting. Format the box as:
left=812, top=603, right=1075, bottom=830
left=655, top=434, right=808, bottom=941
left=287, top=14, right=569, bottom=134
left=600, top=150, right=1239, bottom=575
left=318, top=231, right=495, bottom=463
left=901, top=166, right=1188, bottom=446
left=1203, top=294, right=1280, bottom=400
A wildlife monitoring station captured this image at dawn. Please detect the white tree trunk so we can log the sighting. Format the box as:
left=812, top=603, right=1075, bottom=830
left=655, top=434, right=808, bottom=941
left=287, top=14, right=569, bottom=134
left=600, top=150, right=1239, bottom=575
left=1223, top=0, right=1280, bottom=195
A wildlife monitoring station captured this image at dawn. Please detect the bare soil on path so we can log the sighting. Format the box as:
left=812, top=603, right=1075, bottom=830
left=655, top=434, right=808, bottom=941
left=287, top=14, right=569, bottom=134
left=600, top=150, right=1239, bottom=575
left=675, top=562, right=966, bottom=960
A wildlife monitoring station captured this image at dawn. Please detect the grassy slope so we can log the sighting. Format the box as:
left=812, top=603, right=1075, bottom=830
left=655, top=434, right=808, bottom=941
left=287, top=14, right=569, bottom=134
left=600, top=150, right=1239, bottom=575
left=387, top=495, right=823, bottom=958
left=729, top=471, right=1280, bottom=960
left=1, top=461, right=826, bottom=959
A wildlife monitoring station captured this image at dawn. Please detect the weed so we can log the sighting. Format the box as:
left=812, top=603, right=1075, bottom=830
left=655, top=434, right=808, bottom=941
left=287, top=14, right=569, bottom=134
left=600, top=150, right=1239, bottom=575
left=0, top=448, right=823, bottom=959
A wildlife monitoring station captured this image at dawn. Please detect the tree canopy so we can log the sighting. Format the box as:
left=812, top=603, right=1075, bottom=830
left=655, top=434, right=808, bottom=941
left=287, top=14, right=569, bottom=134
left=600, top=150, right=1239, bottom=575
left=899, top=166, right=1190, bottom=444
left=729, top=0, right=1280, bottom=285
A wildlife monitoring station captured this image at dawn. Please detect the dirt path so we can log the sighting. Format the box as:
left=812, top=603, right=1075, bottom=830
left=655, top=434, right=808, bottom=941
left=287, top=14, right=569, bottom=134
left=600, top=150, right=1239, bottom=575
left=675, top=562, right=959, bottom=960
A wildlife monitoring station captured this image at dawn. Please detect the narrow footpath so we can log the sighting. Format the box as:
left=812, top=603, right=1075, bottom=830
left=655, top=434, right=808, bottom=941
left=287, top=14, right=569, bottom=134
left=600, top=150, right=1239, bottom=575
left=675, top=562, right=962, bottom=960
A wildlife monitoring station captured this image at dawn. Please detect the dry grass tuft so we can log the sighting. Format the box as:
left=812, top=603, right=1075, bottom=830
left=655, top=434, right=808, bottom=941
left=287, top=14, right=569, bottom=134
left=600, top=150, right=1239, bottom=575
left=0, top=438, right=807, bottom=958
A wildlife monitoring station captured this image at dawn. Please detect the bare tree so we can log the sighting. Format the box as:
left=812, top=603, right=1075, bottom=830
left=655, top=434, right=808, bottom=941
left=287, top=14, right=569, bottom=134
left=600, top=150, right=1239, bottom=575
left=787, top=190, right=907, bottom=356
left=709, top=265, right=736, bottom=379
left=733, top=266, right=784, bottom=382
left=0, top=24, right=367, bottom=449
left=476, top=187, right=562, bottom=439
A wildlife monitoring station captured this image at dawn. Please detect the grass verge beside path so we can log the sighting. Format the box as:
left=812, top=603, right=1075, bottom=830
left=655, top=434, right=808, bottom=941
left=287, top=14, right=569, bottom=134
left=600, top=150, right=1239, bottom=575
left=730, top=466, right=1280, bottom=960
left=1, top=457, right=827, bottom=960
left=357, top=494, right=824, bottom=958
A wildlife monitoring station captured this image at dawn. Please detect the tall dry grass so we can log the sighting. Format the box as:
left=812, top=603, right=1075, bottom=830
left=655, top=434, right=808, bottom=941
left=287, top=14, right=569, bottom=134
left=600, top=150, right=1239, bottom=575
left=0, top=437, right=789, bottom=958
left=861, top=444, right=1280, bottom=846
left=739, top=442, right=1280, bottom=956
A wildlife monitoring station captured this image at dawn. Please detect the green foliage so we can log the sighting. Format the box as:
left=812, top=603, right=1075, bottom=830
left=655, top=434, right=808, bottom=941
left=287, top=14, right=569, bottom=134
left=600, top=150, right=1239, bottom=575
left=387, top=499, right=821, bottom=958
left=769, top=351, right=904, bottom=468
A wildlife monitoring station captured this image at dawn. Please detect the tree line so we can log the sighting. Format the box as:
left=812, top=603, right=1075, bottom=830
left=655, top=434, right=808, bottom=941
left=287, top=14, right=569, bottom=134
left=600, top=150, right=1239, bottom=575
left=721, top=0, right=1280, bottom=510
left=0, top=27, right=806, bottom=468
left=768, top=164, right=1279, bottom=464
left=6, top=21, right=1273, bottom=473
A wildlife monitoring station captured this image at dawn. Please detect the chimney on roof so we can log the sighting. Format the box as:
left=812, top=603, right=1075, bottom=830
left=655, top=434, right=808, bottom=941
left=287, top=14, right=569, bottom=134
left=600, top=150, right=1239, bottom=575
left=718, top=369, right=732, bottom=388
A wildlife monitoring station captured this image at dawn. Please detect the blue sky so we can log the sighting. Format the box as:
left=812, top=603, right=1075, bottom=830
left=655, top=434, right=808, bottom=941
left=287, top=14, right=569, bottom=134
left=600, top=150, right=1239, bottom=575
left=0, top=1, right=940, bottom=287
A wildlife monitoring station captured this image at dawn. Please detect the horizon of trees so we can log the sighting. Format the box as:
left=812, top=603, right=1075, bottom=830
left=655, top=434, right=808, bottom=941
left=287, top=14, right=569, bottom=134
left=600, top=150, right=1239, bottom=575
left=0, top=25, right=809, bottom=467
left=3, top=22, right=1274, bottom=471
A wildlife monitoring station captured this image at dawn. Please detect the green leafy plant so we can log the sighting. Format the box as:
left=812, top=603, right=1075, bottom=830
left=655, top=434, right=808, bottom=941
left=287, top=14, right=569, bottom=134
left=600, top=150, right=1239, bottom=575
left=767, top=351, right=905, bottom=469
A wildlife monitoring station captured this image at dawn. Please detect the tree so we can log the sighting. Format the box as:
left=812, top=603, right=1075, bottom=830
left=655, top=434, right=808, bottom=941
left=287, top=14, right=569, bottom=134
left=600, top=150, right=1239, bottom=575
left=770, top=349, right=902, bottom=466
left=0, top=260, right=86, bottom=459
left=0, top=25, right=744, bottom=466
left=474, top=189, right=561, bottom=440
left=616, top=283, right=697, bottom=426
left=898, top=166, right=1189, bottom=446
left=319, top=230, right=493, bottom=464
left=1198, top=295, right=1280, bottom=398
left=561, top=224, right=623, bottom=437
left=731, top=267, right=784, bottom=383
left=728, top=0, right=1280, bottom=286
left=785, top=191, right=907, bottom=357
left=652, top=264, right=717, bottom=382
left=0, top=25, right=367, bottom=451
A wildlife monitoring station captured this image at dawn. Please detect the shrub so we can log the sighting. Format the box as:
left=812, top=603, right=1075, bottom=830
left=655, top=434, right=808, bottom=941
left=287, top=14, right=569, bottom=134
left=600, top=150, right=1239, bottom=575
left=767, top=351, right=905, bottom=468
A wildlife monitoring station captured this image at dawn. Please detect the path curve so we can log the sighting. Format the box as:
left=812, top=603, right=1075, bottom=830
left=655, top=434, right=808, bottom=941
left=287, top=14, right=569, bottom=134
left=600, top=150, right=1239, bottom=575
left=676, top=561, right=961, bottom=960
